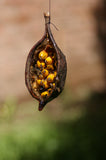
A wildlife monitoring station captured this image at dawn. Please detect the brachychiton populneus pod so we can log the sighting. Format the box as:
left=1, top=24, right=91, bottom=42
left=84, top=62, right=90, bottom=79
left=25, top=13, right=67, bottom=111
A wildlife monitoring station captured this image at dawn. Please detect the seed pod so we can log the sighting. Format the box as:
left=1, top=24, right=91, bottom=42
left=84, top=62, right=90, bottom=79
left=25, top=13, right=67, bottom=111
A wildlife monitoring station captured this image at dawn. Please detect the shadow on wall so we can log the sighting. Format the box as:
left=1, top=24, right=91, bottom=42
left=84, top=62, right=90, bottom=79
left=94, top=0, right=106, bottom=88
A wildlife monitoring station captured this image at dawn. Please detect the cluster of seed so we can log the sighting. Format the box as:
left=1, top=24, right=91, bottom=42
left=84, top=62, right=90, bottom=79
left=31, top=45, right=57, bottom=99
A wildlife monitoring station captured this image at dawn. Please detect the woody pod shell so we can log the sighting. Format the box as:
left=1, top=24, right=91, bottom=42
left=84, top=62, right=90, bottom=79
left=25, top=13, right=67, bottom=111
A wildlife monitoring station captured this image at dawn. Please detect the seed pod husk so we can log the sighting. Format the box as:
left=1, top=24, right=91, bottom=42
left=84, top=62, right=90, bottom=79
left=25, top=13, right=67, bottom=111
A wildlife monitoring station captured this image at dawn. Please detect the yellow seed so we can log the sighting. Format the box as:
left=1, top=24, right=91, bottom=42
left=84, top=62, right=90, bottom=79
left=32, top=82, right=37, bottom=89
left=54, top=71, right=57, bottom=77
left=48, top=88, right=52, bottom=94
left=38, top=74, right=44, bottom=80
left=39, top=50, right=48, bottom=60
left=46, top=65, right=54, bottom=70
left=36, top=79, right=42, bottom=85
left=50, top=83, right=56, bottom=89
left=45, top=56, right=53, bottom=65
left=43, top=80, right=49, bottom=89
left=42, top=69, right=49, bottom=78
left=52, top=83, right=56, bottom=89
left=47, top=74, right=55, bottom=83
left=40, top=79, right=45, bottom=86
left=37, top=60, right=40, bottom=67
left=41, top=91, right=49, bottom=98
left=37, top=60, right=45, bottom=69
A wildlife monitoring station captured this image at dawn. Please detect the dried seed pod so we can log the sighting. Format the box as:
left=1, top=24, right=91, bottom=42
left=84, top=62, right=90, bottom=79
left=25, top=13, right=67, bottom=111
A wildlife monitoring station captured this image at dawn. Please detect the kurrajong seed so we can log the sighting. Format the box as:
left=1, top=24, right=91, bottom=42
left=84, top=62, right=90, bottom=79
left=52, top=83, right=56, bottom=89
left=25, top=13, right=67, bottom=111
left=47, top=74, right=55, bottom=83
left=36, top=79, right=42, bottom=85
left=46, top=64, right=54, bottom=70
left=39, top=74, right=44, bottom=80
left=45, top=56, right=53, bottom=65
left=54, top=71, right=57, bottom=77
left=41, top=91, right=49, bottom=98
left=39, top=50, right=48, bottom=60
left=37, top=60, right=45, bottom=69
left=42, top=69, right=49, bottom=78
left=43, top=80, right=49, bottom=89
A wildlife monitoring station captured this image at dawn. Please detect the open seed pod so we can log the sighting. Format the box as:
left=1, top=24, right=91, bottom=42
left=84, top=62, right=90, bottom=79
left=25, top=13, right=67, bottom=111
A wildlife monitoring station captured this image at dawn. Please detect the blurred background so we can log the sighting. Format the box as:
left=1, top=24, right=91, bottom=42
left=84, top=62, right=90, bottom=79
left=0, top=0, right=106, bottom=160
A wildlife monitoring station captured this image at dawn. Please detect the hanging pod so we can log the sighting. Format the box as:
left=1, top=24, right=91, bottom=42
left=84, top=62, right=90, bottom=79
left=25, top=13, right=67, bottom=111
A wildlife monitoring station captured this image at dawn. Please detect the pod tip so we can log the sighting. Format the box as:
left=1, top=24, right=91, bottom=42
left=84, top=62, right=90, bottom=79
left=38, top=101, right=46, bottom=111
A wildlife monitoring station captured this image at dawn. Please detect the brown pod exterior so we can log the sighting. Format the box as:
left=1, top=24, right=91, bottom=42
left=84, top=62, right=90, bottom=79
left=25, top=13, right=67, bottom=111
